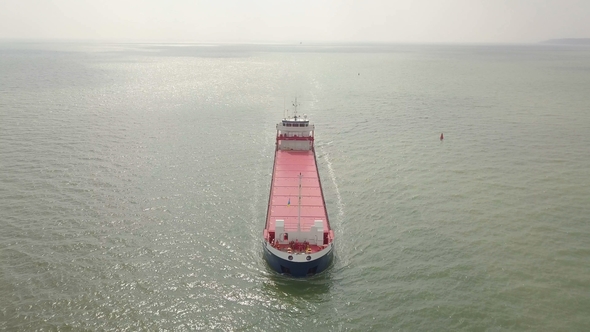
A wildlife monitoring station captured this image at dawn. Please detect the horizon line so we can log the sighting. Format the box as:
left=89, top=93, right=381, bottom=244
left=0, top=37, right=561, bottom=46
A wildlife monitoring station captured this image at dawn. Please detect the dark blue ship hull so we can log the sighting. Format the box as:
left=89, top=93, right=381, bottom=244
left=263, top=242, right=334, bottom=277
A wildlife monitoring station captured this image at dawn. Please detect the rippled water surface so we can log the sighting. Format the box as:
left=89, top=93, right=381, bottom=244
left=1, top=42, right=589, bottom=331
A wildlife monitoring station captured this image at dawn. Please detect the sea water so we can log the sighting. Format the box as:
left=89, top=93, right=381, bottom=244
left=1, top=42, right=589, bottom=330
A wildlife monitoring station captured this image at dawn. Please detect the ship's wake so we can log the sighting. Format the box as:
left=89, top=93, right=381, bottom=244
left=320, top=147, right=345, bottom=221
left=318, top=144, right=350, bottom=271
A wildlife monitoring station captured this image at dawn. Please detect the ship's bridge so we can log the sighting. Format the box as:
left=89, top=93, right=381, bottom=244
left=276, top=115, right=314, bottom=151
left=281, top=117, right=309, bottom=127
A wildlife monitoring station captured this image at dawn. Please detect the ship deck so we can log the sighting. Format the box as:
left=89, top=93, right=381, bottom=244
left=266, top=149, right=329, bottom=235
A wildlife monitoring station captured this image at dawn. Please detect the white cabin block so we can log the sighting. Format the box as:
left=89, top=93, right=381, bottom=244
left=275, top=219, right=285, bottom=243
left=314, top=220, right=324, bottom=245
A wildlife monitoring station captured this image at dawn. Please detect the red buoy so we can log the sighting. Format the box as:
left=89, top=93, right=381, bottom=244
left=440, top=133, right=444, bottom=140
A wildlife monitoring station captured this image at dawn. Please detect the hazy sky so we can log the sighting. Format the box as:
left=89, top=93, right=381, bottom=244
left=1, top=0, right=589, bottom=43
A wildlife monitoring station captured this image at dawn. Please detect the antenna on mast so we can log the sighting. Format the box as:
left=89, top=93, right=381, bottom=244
left=292, top=97, right=300, bottom=119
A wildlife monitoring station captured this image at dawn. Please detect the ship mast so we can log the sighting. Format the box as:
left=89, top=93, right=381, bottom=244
left=292, top=97, right=299, bottom=119
left=298, top=172, right=302, bottom=233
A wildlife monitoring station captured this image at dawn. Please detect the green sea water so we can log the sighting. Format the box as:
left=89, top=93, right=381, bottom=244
left=1, top=42, right=589, bottom=331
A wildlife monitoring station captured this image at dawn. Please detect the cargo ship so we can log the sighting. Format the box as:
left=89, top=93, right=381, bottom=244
left=263, top=103, right=334, bottom=277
